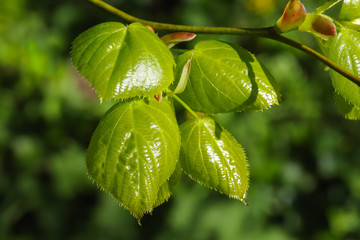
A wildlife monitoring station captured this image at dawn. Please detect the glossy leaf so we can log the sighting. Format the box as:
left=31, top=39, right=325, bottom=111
left=328, top=28, right=360, bottom=108
left=179, top=117, right=249, bottom=202
left=86, top=98, right=180, bottom=219
left=334, top=93, right=360, bottom=120
left=72, top=22, right=175, bottom=101
left=340, top=0, right=360, bottom=21
left=172, top=40, right=280, bottom=114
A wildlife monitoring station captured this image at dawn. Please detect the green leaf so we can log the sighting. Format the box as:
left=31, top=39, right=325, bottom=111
left=340, top=0, right=360, bottom=21
left=72, top=22, right=175, bottom=101
left=314, top=0, right=342, bottom=14
left=153, top=161, right=182, bottom=208
left=86, top=98, right=180, bottom=219
left=179, top=117, right=249, bottom=202
left=172, top=40, right=280, bottom=114
left=334, top=93, right=360, bottom=120
left=328, top=28, right=360, bottom=108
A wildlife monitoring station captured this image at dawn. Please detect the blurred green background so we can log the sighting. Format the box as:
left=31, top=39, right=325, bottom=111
left=1, top=0, right=359, bottom=239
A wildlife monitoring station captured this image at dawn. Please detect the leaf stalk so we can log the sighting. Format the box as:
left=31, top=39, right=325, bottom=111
left=171, top=94, right=200, bottom=119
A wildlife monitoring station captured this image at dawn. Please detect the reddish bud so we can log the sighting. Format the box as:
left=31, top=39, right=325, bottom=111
left=154, top=92, right=162, bottom=102
left=276, top=0, right=306, bottom=33
left=299, top=13, right=337, bottom=40
left=160, top=32, right=196, bottom=49
left=311, top=15, right=337, bottom=39
left=146, top=25, right=155, bottom=33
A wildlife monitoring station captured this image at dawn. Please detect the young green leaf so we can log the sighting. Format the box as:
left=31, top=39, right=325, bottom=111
left=72, top=22, right=175, bottom=101
left=314, top=0, right=341, bottom=14
left=173, top=59, right=191, bottom=94
left=172, top=40, right=280, bottom=114
left=334, top=93, right=360, bottom=120
left=179, top=117, right=249, bottom=203
left=328, top=28, right=360, bottom=108
left=86, top=98, right=180, bottom=219
left=339, top=0, right=360, bottom=21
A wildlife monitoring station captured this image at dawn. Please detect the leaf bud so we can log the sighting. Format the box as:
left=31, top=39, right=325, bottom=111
left=160, top=32, right=196, bottom=49
left=173, top=59, right=191, bottom=94
left=154, top=92, right=163, bottom=102
left=275, top=0, right=306, bottom=33
left=299, top=13, right=337, bottom=40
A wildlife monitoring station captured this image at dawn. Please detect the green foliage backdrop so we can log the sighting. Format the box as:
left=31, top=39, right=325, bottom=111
left=1, top=0, right=359, bottom=239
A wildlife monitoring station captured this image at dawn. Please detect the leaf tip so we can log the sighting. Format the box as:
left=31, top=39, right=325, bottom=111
left=136, top=217, right=142, bottom=226
left=241, top=192, right=248, bottom=205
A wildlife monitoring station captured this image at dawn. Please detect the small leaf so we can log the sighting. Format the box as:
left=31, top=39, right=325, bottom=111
left=328, top=28, right=360, bottom=108
left=86, top=98, right=180, bottom=219
left=173, top=59, right=191, bottom=94
left=72, top=22, right=175, bottom=101
left=172, top=40, right=280, bottom=114
left=180, top=117, right=249, bottom=203
left=314, top=0, right=342, bottom=14
left=339, top=0, right=360, bottom=21
left=334, top=92, right=360, bottom=120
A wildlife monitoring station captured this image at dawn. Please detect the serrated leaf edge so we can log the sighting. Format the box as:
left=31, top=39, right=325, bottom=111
left=181, top=118, right=249, bottom=203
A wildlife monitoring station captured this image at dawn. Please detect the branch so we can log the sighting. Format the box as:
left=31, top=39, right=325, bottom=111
left=88, top=0, right=360, bottom=87
left=87, top=0, right=271, bottom=36
left=266, top=33, right=360, bottom=86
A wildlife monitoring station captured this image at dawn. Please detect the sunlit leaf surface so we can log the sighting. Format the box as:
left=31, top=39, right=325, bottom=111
left=72, top=22, right=175, bottom=101
left=86, top=98, right=180, bottom=219
left=173, top=40, right=280, bottom=113
left=180, top=117, right=249, bottom=202
left=340, top=0, right=360, bottom=21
